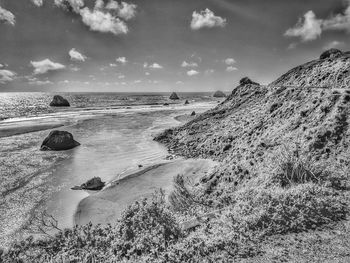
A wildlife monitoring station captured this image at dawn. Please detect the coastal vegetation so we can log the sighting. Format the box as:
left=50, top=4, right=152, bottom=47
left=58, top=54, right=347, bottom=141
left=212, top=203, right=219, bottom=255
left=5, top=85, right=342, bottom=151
left=1, top=50, right=350, bottom=262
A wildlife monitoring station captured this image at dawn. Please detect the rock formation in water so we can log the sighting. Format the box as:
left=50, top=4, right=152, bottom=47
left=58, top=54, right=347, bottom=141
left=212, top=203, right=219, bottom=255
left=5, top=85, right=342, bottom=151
left=71, top=177, right=105, bottom=191
left=213, top=91, right=226, bottom=98
left=169, top=92, right=180, bottom=100
left=184, top=100, right=190, bottom=105
left=50, top=95, right=70, bottom=107
left=41, top=130, right=80, bottom=151
left=191, top=111, right=196, bottom=116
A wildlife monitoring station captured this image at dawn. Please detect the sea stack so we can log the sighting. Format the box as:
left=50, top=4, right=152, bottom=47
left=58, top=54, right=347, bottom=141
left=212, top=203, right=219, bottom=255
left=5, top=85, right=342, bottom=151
left=40, top=130, right=80, bottom=151
left=50, top=95, right=70, bottom=107
left=184, top=100, right=190, bottom=105
left=169, top=92, right=180, bottom=100
left=213, top=91, right=226, bottom=98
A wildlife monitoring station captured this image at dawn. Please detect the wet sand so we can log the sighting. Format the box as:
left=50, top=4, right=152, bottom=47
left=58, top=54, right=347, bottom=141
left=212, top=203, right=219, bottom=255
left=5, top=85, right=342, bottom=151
left=74, top=159, right=217, bottom=226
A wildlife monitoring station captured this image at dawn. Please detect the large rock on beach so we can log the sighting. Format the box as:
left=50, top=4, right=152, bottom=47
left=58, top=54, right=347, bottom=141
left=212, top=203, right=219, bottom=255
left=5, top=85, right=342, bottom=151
left=50, top=95, right=70, bottom=107
left=71, top=177, right=105, bottom=191
left=40, top=130, right=80, bottom=151
left=239, top=77, right=259, bottom=86
left=169, top=92, right=180, bottom=100
left=213, top=91, right=226, bottom=98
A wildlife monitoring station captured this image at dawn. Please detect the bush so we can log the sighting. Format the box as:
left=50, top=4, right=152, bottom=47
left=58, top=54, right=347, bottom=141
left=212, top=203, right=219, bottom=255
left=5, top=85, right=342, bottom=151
left=112, top=191, right=182, bottom=259
left=229, top=184, right=348, bottom=236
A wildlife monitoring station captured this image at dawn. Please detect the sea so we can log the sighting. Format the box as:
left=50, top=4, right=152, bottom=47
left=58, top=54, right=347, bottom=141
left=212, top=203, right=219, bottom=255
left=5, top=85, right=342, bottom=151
left=0, top=92, right=219, bottom=247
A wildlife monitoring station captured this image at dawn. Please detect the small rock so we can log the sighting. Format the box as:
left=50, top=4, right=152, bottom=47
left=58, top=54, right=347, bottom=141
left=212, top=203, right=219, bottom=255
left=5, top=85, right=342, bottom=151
left=50, top=95, right=70, bottom=107
left=40, top=130, right=80, bottom=151
left=72, top=177, right=105, bottom=191
left=169, top=92, right=180, bottom=100
left=191, top=111, right=196, bottom=116
left=138, top=164, right=143, bottom=168
left=184, top=100, right=190, bottom=105
left=213, top=91, right=226, bottom=98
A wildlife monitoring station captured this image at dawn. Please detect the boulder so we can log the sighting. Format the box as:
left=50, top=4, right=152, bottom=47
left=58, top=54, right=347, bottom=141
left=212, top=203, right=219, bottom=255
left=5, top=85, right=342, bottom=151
left=191, top=111, right=196, bottom=116
left=50, top=95, right=70, bottom=107
left=213, top=91, right=226, bottom=98
left=71, top=177, right=105, bottom=191
left=239, top=77, right=259, bottom=86
left=184, top=100, right=190, bottom=105
left=40, top=130, right=80, bottom=151
left=169, top=92, right=180, bottom=100
left=163, top=103, right=169, bottom=106
left=320, top=49, right=343, bottom=60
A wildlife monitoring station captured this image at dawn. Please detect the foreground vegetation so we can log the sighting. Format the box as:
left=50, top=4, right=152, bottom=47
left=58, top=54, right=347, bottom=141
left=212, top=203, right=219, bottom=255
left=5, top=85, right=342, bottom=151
left=1, top=148, right=349, bottom=262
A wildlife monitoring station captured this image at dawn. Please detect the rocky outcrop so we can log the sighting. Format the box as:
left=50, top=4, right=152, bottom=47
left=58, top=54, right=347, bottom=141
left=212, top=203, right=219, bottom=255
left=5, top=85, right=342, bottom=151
left=191, top=111, right=196, bottom=116
left=184, top=100, right=190, bottom=105
left=213, top=91, right=226, bottom=98
left=239, top=77, right=259, bottom=86
left=320, top=49, right=343, bottom=60
left=71, top=177, right=105, bottom=191
left=41, top=130, right=80, bottom=151
left=50, top=95, right=70, bottom=107
left=169, top=92, right=180, bottom=100
left=271, top=49, right=350, bottom=88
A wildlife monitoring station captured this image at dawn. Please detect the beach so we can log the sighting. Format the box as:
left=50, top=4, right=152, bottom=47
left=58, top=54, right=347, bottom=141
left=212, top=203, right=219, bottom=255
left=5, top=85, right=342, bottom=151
left=0, top=93, right=220, bottom=247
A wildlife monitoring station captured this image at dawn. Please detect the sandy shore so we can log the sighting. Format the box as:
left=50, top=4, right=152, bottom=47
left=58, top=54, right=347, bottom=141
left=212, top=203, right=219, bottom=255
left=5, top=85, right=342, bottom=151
left=0, top=121, right=64, bottom=138
left=74, top=159, right=217, bottom=225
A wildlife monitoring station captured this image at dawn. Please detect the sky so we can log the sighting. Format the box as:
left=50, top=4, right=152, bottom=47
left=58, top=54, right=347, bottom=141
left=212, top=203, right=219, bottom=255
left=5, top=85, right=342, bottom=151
left=0, top=0, right=349, bottom=92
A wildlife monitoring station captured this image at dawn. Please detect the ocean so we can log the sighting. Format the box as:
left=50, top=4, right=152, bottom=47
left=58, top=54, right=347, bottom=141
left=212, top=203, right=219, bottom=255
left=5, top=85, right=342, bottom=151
left=0, top=92, right=219, bottom=247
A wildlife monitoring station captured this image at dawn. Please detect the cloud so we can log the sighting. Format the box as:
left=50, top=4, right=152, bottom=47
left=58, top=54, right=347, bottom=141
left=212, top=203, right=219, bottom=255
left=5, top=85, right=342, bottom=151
left=69, top=48, right=87, bottom=62
left=323, top=40, right=344, bottom=50
left=79, top=7, right=128, bottom=35
left=116, top=57, right=127, bottom=64
left=30, top=59, right=65, bottom=74
left=106, top=1, right=137, bottom=21
left=55, top=0, right=136, bottom=36
left=31, top=0, right=44, bottom=7
left=225, top=58, right=236, bottom=65
left=144, top=62, right=163, bottom=69
left=226, top=66, right=237, bottom=72
left=29, top=80, right=54, bottom=85
left=0, top=69, right=16, bottom=83
left=0, top=5, right=15, bottom=26
left=145, top=72, right=150, bottom=76
left=181, top=61, right=198, bottom=68
left=187, top=70, right=199, bottom=76
left=205, top=69, right=215, bottom=75
left=285, top=3, right=350, bottom=42
left=54, top=0, right=84, bottom=13
left=285, top=11, right=322, bottom=42
left=110, top=63, right=117, bottom=67
left=191, top=8, right=226, bottom=30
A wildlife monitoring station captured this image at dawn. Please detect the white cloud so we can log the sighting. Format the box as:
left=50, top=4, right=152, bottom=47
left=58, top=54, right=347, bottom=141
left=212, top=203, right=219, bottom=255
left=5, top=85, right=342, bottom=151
left=0, top=5, right=15, bottom=26
left=145, top=72, right=150, bottom=76
left=79, top=7, right=128, bottom=35
left=29, top=80, right=53, bottom=85
left=116, top=57, right=127, bottom=64
left=176, top=81, right=184, bottom=84
left=187, top=70, right=199, bottom=76
left=224, top=58, right=236, bottom=65
left=0, top=64, right=3, bottom=68
left=323, top=40, right=344, bottom=50
left=106, top=1, right=137, bottom=21
left=110, top=63, right=117, bottom=67
left=144, top=62, right=163, bottom=69
left=31, top=0, right=44, bottom=7
left=31, top=59, right=65, bottom=75
left=285, top=11, right=322, bottom=42
left=191, top=8, right=226, bottom=30
left=118, top=75, right=125, bottom=79
left=69, top=48, right=87, bottom=62
left=181, top=61, right=198, bottom=68
left=134, top=80, right=141, bottom=84
left=54, top=0, right=84, bottom=13
left=0, top=69, right=16, bottom=83
left=226, top=66, right=237, bottom=72
left=285, top=3, right=350, bottom=43
left=205, top=69, right=215, bottom=75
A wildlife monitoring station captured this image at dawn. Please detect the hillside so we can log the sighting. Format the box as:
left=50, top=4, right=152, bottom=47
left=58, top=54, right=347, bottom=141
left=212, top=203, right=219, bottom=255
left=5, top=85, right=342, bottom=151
left=155, top=49, right=350, bottom=261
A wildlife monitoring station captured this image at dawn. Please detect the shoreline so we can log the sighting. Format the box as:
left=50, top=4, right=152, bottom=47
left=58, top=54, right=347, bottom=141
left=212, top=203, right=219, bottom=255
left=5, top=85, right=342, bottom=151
left=74, top=158, right=217, bottom=226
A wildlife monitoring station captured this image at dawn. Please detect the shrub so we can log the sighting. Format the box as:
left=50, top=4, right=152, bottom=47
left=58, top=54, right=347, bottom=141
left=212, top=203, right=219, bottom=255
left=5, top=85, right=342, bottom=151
left=112, top=191, right=182, bottom=259
left=229, top=184, right=348, bottom=236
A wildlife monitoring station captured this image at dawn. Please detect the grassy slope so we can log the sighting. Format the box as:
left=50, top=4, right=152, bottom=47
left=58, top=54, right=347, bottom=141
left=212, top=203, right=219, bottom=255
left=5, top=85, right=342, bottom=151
left=155, top=54, right=350, bottom=262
